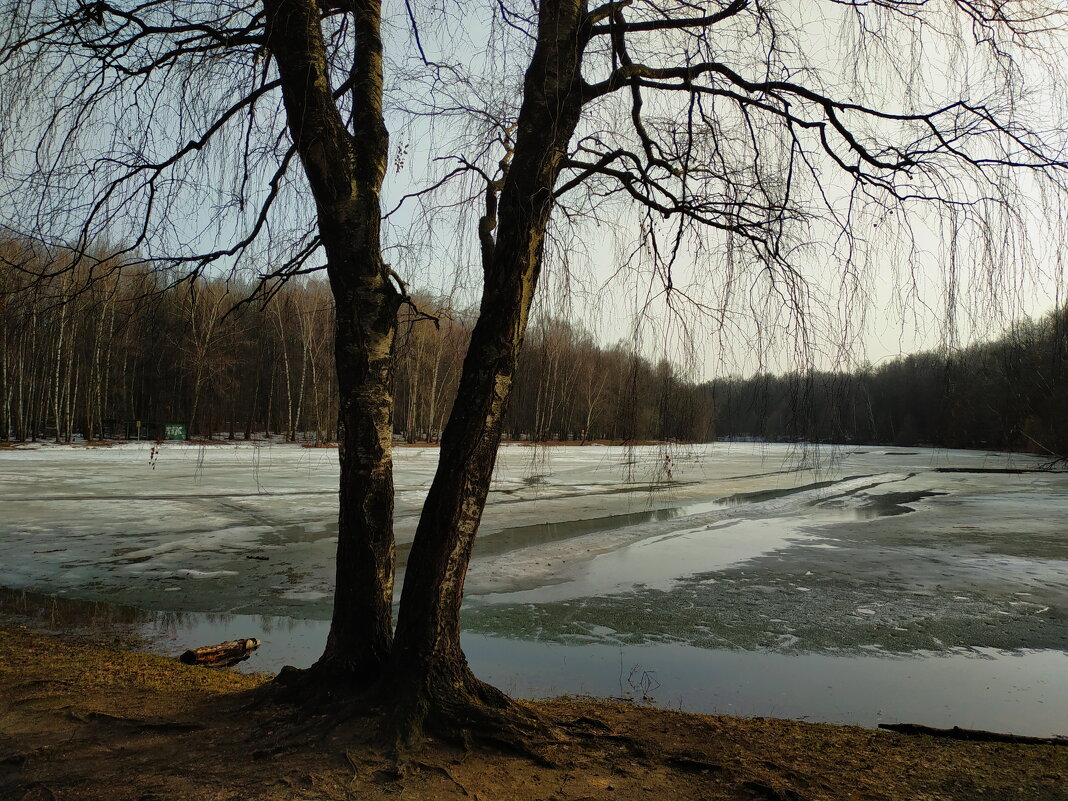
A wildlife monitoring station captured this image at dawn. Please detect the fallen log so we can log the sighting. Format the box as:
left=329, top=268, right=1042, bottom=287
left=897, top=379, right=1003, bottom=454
left=879, top=723, right=1068, bottom=746
left=179, top=638, right=260, bottom=667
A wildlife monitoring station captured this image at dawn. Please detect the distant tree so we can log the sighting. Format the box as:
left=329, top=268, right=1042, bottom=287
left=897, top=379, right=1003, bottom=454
left=2, top=0, right=1067, bottom=749
left=706, top=301, right=1068, bottom=456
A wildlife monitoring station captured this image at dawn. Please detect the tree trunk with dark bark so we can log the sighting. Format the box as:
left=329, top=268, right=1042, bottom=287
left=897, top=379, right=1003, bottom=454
left=266, top=0, right=594, bottom=750
left=264, top=0, right=398, bottom=683
left=388, top=0, right=588, bottom=746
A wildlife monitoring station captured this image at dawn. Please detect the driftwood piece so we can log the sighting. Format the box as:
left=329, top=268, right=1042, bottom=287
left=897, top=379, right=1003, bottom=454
left=879, top=723, right=1068, bottom=746
left=179, top=638, right=260, bottom=667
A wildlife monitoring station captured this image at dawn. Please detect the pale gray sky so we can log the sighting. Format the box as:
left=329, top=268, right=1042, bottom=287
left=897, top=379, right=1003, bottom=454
left=377, top=1, right=1068, bottom=380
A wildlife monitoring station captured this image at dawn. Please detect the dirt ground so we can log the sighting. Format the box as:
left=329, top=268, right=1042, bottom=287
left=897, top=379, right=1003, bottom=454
left=1, top=624, right=1065, bottom=801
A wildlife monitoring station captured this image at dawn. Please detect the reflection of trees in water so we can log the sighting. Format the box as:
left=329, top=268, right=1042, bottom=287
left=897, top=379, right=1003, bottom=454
left=0, top=586, right=153, bottom=629
left=153, top=609, right=234, bottom=632
left=0, top=587, right=310, bottom=638
left=153, top=609, right=307, bottom=636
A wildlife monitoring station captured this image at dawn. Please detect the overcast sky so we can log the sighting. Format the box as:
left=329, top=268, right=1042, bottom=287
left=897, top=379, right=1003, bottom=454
left=373, top=2, right=1068, bottom=380
left=3, top=2, right=1065, bottom=381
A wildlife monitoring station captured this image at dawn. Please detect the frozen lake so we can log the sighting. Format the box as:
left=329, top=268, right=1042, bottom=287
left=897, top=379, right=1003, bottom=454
left=1, top=441, right=1066, bottom=735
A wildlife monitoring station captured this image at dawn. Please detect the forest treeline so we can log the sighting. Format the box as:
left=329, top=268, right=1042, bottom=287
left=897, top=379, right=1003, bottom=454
left=0, top=244, right=712, bottom=444
left=707, top=304, right=1068, bottom=458
left=2, top=241, right=1064, bottom=454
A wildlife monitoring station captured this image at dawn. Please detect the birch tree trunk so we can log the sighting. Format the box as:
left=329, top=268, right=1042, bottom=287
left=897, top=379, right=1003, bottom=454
left=51, top=285, right=69, bottom=443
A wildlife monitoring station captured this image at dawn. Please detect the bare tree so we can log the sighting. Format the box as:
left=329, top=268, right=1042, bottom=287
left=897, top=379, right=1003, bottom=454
left=2, top=0, right=1067, bottom=750
left=173, top=279, right=230, bottom=439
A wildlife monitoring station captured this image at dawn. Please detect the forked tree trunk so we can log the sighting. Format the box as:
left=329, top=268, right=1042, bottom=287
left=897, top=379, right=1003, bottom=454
left=268, top=0, right=589, bottom=737
left=324, top=273, right=399, bottom=679
left=389, top=0, right=587, bottom=743
left=265, top=0, right=397, bottom=681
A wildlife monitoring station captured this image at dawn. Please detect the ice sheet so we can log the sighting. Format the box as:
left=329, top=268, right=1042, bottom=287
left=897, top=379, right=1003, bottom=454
left=3, top=442, right=1067, bottom=734
left=1, top=442, right=1065, bottom=648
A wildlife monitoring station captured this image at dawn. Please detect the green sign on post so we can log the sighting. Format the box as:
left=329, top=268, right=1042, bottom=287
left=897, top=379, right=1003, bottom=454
left=164, top=423, right=186, bottom=440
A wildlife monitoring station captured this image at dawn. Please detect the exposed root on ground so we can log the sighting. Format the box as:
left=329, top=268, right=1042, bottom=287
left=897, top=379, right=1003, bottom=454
left=384, top=665, right=562, bottom=768
left=266, top=651, right=395, bottom=726
left=264, top=652, right=563, bottom=766
left=248, top=655, right=557, bottom=770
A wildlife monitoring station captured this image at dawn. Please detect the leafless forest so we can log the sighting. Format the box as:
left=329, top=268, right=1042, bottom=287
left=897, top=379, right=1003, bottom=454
left=4, top=237, right=1063, bottom=456
left=0, top=240, right=712, bottom=444
left=713, top=303, right=1068, bottom=457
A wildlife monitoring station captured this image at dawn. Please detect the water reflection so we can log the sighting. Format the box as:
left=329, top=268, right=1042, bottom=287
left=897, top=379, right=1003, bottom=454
left=395, top=500, right=726, bottom=567
left=4, top=585, right=1066, bottom=738
left=0, top=585, right=154, bottom=630
left=474, top=506, right=690, bottom=557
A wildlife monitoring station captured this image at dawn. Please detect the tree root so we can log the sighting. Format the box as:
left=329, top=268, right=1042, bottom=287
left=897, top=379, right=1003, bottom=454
left=270, top=658, right=383, bottom=709
left=237, top=663, right=389, bottom=761
left=253, top=657, right=565, bottom=768
left=386, top=667, right=562, bottom=767
left=413, top=760, right=472, bottom=796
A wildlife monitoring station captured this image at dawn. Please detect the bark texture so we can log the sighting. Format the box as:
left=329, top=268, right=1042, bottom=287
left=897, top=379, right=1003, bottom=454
left=264, top=0, right=398, bottom=682
left=388, top=0, right=589, bottom=745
